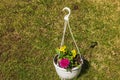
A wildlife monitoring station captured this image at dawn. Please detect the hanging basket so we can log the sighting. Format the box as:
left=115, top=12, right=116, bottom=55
left=53, top=54, right=83, bottom=80
left=53, top=7, right=83, bottom=80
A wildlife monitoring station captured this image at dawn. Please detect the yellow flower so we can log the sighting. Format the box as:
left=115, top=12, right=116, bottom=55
left=71, top=49, right=76, bottom=58
left=59, top=45, right=66, bottom=52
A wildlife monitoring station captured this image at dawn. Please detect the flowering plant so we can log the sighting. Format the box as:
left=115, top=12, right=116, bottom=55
left=56, top=45, right=81, bottom=70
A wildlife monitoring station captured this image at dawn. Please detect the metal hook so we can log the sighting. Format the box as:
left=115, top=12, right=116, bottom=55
left=62, top=7, right=71, bottom=21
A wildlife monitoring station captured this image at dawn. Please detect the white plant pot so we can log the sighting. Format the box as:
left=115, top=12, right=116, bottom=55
left=53, top=55, right=83, bottom=80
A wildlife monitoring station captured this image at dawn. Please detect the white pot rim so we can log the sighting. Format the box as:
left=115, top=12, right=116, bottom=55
left=53, top=54, right=83, bottom=71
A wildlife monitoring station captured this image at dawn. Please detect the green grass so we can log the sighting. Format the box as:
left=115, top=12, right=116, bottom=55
left=0, top=0, right=120, bottom=80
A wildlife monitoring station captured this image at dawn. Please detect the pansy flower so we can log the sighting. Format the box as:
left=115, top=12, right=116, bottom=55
left=59, top=45, right=66, bottom=53
left=71, top=49, right=76, bottom=58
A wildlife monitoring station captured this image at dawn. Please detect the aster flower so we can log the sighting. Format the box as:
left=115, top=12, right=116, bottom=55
left=59, top=58, right=70, bottom=68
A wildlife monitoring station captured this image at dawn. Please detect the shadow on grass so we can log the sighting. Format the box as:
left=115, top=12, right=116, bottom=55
left=77, top=42, right=98, bottom=78
left=78, top=58, right=90, bottom=77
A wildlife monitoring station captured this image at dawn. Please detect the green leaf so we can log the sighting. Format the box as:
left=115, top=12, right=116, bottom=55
left=55, top=48, right=60, bottom=54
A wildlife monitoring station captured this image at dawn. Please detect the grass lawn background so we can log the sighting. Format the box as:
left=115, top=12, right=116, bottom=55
left=0, top=0, right=120, bottom=80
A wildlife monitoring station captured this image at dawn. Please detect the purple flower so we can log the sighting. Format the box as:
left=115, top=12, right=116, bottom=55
left=59, top=58, right=70, bottom=68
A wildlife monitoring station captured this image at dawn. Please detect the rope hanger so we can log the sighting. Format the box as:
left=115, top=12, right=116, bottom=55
left=60, top=7, right=81, bottom=59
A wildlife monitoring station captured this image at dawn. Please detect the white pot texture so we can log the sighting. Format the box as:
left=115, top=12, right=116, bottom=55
left=53, top=55, right=83, bottom=80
